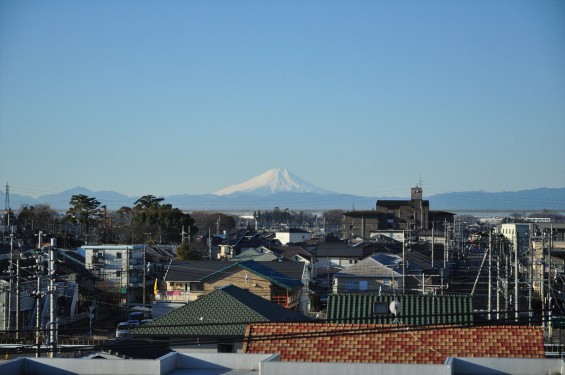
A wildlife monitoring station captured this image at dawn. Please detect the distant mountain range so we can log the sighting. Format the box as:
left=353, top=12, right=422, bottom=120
left=3, top=168, right=565, bottom=213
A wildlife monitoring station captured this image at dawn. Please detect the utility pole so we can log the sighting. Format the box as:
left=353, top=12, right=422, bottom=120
left=15, top=257, right=20, bottom=340
left=35, top=245, right=44, bottom=358
left=514, top=234, right=519, bottom=323
left=7, top=232, right=14, bottom=333
left=504, top=240, right=509, bottom=321
left=528, top=234, right=533, bottom=325
left=496, top=250, right=501, bottom=321
left=431, top=227, right=434, bottom=267
left=48, top=246, right=58, bottom=358
left=488, top=228, right=492, bottom=321
left=208, top=227, right=212, bottom=261
left=402, top=231, right=406, bottom=293
left=142, top=247, right=146, bottom=305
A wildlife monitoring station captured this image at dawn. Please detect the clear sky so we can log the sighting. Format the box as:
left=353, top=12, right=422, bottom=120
left=1, top=0, right=564, bottom=200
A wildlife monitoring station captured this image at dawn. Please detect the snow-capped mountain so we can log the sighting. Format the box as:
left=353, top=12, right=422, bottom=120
left=214, top=168, right=334, bottom=196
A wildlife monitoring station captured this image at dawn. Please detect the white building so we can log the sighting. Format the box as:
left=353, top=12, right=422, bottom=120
left=275, top=228, right=311, bottom=245
left=82, top=245, right=147, bottom=304
left=498, top=223, right=532, bottom=253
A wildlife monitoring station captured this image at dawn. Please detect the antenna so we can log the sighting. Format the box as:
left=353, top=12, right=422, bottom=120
left=389, top=300, right=401, bottom=317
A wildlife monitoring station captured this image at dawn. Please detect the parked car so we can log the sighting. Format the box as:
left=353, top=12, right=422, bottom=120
left=115, top=322, right=131, bottom=338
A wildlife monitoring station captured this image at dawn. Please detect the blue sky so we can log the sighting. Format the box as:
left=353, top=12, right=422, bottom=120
left=1, top=0, right=564, bottom=200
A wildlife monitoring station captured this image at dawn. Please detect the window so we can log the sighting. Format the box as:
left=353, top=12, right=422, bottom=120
left=373, top=301, right=388, bottom=315
left=116, top=252, right=122, bottom=259
left=359, top=280, right=368, bottom=291
left=190, top=282, right=204, bottom=292
left=346, top=281, right=358, bottom=291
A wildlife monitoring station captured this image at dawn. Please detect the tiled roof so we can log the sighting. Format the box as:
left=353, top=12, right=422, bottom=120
left=201, top=261, right=303, bottom=290
left=132, top=285, right=309, bottom=338
left=229, top=248, right=280, bottom=262
left=243, top=323, right=545, bottom=364
left=165, top=260, right=227, bottom=282
left=315, top=243, right=368, bottom=258
left=326, top=294, right=473, bottom=325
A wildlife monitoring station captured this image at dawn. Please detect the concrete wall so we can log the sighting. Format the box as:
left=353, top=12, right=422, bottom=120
left=260, top=360, right=451, bottom=375
left=21, top=357, right=163, bottom=375
left=452, top=357, right=564, bottom=375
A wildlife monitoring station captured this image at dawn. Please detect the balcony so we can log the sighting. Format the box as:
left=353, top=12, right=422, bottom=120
left=91, top=255, right=105, bottom=268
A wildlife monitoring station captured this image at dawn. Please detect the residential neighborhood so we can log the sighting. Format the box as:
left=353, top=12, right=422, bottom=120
left=1, top=185, right=565, bottom=374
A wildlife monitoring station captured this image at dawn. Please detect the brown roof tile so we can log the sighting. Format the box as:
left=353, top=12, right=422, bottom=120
left=243, top=323, right=545, bottom=364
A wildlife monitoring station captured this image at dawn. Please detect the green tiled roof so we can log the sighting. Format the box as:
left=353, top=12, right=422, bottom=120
left=326, top=293, right=473, bottom=325
left=132, top=285, right=309, bottom=338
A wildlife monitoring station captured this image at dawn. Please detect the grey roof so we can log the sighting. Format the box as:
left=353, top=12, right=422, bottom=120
left=230, top=248, right=280, bottom=262
left=334, top=253, right=422, bottom=278
left=165, top=260, right=226, bottom=282
left=315, top=243, right=368, bottom=258
left=132, top=285, right=309, bottom=338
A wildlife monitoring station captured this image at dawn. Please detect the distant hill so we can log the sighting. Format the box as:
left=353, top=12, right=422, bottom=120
left=3, top=169, right=564, bottom=212
left=428, top=188, right=565, bottom=211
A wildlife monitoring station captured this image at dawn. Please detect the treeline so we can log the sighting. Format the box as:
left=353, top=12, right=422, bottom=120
left=2, top=194, right=346, bottom=251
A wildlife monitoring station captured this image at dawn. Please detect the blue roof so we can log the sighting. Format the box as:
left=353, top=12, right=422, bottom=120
left=201, top=260, right=303, bottom=290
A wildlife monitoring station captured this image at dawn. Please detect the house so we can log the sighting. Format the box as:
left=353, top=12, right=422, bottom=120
left=132, top=284, right=310, bottom=353
left=160, top=260, right=226, bottom=302
left=200, top=261, right=304, bottom=311
left=242, top=322, right=545, bottom=364
left=217, top=231, right=277, bottom=260
left=314, top=241, right=373, bottom=272
left=161, top=260, right=310, bottom=313
left=332, top=253, right=422, bottom=294
left=326, top=293, right=474, bottom=325
left=274, top=228, right=312, bottom=245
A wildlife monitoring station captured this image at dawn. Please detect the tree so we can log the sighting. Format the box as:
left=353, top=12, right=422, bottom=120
left=130, top=195, right=198, bottom=244
left=134, top=195, right=164, bottom=210
left=191, top=211, right=236, bottom=236
left=16, top=204, right=58, bottom=246
left=65, top=194, right=102, bottom=245
left=175, top=242, right=202, bottom=260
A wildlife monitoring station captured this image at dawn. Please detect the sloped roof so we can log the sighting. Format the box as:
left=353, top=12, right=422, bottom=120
left=334, top=253, right=421, bottom=278
left=315, top=243, right=367, bottom=258
left=132, top=285, right=309, bottom=338
left=229, top=248, right=280, bottom=262
left=165, top=260, right=227, bottom=282
left=270, top=245, right=313, bottom=261
left=326, top=293, right=473, bottom=325
left=201, top=261, right=303, bottom=290
left=242, top=323, right=545, bottom=364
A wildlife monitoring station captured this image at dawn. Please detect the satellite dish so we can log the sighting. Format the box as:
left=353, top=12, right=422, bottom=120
left=389, top=300, right=401, bottom=316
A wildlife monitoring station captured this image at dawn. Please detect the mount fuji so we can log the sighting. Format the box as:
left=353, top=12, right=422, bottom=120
left=214, top=168, right=333, bottom=196
left=3, top=168, right=564, bottom=211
